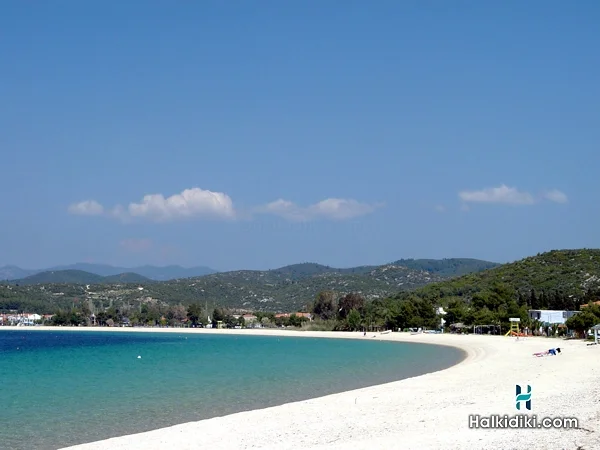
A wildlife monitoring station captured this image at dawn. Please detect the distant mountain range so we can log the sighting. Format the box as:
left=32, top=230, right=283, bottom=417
left=3, top=258, right=498, bottom=304
left=1, top=258, right=499, bottom=285
left=0, top=263, right=218, bottom=282
left=2, top=258, right=502, bottom=313
left=9, top=270, right=153, bottom=285
left=262, top=258, right=500, bottom=279
left=3, top=250, right=597, bottom=317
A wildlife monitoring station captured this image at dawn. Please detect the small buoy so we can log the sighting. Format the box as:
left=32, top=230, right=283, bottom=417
left=137, top=355, right=141, bottom=359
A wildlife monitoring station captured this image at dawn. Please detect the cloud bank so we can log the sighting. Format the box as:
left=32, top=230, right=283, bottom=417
left=68, top=200, right=104, bottom=216
left=542, top=189, right=568, bottom=204
left=126, top=188, right=235, bottom=222
left=458, top=184, right=568, bottom=206
left=257, top=198, right=383, bottom=222
left=68, top=188, right=382, bottom=223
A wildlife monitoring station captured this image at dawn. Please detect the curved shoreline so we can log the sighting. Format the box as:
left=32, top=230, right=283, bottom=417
left=4, top=327, right=599, bottom=449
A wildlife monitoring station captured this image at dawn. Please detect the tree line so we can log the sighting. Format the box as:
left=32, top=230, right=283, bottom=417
left=20, top=282, right=600, bottom=339
left=46, top=302, right=311, bottom=329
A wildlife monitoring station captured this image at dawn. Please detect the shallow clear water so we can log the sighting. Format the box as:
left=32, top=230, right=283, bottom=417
left=0, top=330, right=464, bottom=449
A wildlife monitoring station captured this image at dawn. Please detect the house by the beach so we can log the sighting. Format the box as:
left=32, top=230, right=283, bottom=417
left=242, top=314, right=257, bottom=323
left=274, top=312, right=313, bottom=321
left=1, top=313, right=41, bottom=326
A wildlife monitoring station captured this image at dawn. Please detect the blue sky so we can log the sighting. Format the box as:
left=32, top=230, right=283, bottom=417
left=1, top=1, right=599, bottom=271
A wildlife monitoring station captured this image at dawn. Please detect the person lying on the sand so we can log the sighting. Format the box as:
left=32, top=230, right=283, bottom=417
left=533, top=347, right=561, bottom=357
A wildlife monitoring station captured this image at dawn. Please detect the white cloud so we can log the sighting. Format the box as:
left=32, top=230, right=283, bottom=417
left=68, top=200, right=104, bottom=215
left=543, top=189, right=568, bottom=204
left=258, top=198, right=382, bottom=221
left=260, top=199, right=308, bottom=222
left=69, top=188, right=235, bottom=223
left=127, top=188, right=235, bottom=222
left=458, top=184, right=569, bottom=207
left=68, top=189, right=382, bottom=223
left=459, top=184, right=535, bottom=205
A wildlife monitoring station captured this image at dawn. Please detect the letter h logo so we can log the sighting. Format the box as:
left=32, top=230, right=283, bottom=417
left=515, top=384, right=532, bottom=410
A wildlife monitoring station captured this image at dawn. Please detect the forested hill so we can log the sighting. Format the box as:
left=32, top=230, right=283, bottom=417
left=304, top=249, right=600, bottom=333
left=1, top=257, right=498, bottom=314
left=404, top=249, right=600, bottom=311
left=11, top=270, right=152, bottom=285
left=391, top=258, right=500, bottom=277
left=3, top=250, right=600, bottom=332
left=265, top=258, right=499, bottom=279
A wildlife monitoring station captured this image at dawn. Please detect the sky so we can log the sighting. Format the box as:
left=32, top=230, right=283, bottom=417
left=1, top=1, right=599, bottom=271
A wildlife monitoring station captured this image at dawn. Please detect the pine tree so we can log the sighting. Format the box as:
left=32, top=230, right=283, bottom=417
left=517, top=291, right=526, bottom=307
left=530, top=289, right=539, bottom=309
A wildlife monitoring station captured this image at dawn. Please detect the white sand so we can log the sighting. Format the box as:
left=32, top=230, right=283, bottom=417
left=13, top=327, right=599, bottom=449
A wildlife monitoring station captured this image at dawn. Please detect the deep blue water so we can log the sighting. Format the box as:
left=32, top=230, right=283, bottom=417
left=0, top=329, right=464, bottom=450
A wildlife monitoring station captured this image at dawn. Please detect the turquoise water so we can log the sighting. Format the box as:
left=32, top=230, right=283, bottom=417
left=0, top=330, right=464, bottom=450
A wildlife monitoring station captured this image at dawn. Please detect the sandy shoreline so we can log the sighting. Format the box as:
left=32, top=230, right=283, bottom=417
left=4, top=326, right=599, bottom=449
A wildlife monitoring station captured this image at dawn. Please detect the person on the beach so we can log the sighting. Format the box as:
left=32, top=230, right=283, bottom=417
left=533, top=347, right=562, bottom=357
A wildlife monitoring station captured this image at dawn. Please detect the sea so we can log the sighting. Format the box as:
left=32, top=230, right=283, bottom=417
left=0, top=329, right=465, bottom=450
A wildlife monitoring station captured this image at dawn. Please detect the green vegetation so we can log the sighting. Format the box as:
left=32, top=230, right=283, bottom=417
left=304, top=249, right=600, bottom=334
left=0, top=283, right=86, bottom=314
left=14, top=270, right=105, bottom=285
left=565, top=305, right=600, bottom=337
left=391, top=258, right=500, bottom=277
left=4, top=250, right=600, bottom=338
left=267, top=259, right=499, bottom=279
left=10, top=270, right=153, bottom=286
left=414, top=249, right=600, bottom=298
left=3, top=258, right=498, bottom=314
left=1, top=264, right=448, bottom=315
left=0, top=263, right=217, bottom=281
left=103, top=272, right=154, bottom=283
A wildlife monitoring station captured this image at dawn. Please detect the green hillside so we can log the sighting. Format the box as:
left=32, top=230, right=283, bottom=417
left=268, top=263, right=339, bottom=279
left=15, top=270, right=106, bottom=285
left=124, top=264, right=445, bottom=311
left=267, top=258, right=499, bottom=280
left=374, top=249, right=600, bottom=333
left=7, top=251, right=598, bottom=333
left=103, top=272, right=155, bottom=283
left=392, top=258, right=500, bottom=277
left=301, top=249, right=600, bottom=334
left=12, top=270, right=152, bottom=286
left=1, top=263, right=447, bottom=315
left=414, top=249, right=600, bottom=301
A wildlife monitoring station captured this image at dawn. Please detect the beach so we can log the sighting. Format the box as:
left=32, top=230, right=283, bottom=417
left=12, top=327, right=599, bottom=449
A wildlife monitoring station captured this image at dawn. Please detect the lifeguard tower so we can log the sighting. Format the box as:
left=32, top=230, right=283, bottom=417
left=505, top=317, right=522, bottom=337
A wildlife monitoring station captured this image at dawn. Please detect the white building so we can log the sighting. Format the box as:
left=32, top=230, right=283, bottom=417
left=528, top=310, right=578, bottom=325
